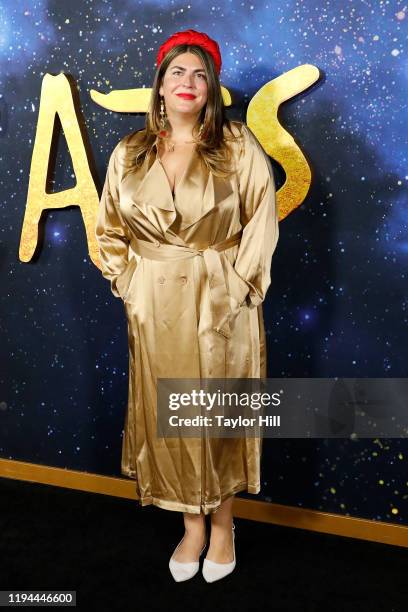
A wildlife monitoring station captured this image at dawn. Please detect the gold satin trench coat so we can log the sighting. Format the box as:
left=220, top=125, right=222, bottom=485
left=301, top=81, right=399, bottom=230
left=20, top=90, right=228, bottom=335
left=95, top=120, right=279, bottom=514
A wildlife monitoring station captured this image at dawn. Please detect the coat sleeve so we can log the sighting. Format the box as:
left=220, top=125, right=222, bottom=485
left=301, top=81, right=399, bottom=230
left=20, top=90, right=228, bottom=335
left=95, top=142, right=133, bottom=300
left=229, top=123, right=279, bottom=308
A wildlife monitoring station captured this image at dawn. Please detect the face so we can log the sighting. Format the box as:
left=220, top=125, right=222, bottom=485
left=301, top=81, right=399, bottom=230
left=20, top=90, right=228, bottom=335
left=159, top=52, right=208, bottom=119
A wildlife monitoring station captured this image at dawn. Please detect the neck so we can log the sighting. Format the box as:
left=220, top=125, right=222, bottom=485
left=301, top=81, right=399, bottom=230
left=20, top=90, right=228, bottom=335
left=165, top=110, right=201, bottom=140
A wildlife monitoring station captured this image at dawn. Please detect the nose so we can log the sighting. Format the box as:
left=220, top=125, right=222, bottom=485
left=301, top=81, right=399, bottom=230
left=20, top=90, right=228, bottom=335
left=182, top=73, right=194, bottom=87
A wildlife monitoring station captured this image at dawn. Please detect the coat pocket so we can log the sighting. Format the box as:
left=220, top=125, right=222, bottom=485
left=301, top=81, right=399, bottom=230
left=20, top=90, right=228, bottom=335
left=115, top=256, right=139, bottom=302
left=223, top=255, right=250, bottom=307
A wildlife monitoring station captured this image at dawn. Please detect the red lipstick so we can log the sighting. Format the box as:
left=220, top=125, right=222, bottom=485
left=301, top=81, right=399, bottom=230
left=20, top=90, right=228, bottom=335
left=176, top=93, right=196, bottom=100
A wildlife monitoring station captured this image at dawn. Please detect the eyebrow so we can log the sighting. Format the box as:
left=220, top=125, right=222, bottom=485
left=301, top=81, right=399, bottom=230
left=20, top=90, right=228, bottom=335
left=170, top=65, right=206, bottom=73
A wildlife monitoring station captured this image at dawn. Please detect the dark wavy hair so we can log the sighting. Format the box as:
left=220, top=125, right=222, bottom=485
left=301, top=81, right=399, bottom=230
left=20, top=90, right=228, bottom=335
left=122, top=44, right=244, bottom=178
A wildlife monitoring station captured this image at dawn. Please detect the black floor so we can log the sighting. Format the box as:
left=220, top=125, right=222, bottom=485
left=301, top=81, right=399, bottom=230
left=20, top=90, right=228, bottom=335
left=0, top=477, right=406, bottom=611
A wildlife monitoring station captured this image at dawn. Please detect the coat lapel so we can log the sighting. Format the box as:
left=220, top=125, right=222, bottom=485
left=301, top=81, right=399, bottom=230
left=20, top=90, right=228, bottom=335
left=121, top=135, right=234, bottom=238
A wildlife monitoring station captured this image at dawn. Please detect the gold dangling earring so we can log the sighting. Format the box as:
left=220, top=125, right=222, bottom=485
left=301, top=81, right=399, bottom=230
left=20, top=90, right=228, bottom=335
left=159, top=96, right=167, bottom=137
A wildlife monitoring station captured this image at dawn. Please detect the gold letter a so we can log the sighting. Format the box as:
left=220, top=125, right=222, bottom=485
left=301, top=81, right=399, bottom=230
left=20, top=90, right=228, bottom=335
left=19, top=73, right=100, bottom=267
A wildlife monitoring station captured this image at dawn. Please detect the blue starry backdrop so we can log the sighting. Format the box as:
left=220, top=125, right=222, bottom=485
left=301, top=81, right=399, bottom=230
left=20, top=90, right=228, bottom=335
left=0, top=1, right=407, bottom=524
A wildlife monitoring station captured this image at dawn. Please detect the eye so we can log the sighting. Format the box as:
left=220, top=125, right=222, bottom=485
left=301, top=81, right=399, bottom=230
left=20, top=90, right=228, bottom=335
left=171, top=70, right=206, bottom=78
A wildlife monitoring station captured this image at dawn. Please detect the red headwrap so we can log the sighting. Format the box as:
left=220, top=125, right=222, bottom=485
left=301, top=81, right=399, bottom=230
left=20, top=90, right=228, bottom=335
left=156, top=29, right=222, bottom=74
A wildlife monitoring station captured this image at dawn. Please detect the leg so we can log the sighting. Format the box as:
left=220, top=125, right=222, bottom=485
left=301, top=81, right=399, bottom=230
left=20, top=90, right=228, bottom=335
left=172, top=511, right=207, bottom=562
left=206, top=494, right=235, bottom=563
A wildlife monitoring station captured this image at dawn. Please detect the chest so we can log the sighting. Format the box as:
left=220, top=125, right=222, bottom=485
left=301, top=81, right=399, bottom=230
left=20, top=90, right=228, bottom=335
left=157, top=142, right=196, bottom=193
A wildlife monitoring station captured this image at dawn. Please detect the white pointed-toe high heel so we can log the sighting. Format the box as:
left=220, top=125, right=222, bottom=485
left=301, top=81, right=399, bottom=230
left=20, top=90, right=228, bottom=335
left=169, top=534, right=207, bottom=582
left=202, top=522, right=236, bottom=583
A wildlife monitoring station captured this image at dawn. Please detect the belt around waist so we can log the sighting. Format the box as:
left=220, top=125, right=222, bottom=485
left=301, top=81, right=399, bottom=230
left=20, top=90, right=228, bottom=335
left=129, top=230, right=243, bottom=339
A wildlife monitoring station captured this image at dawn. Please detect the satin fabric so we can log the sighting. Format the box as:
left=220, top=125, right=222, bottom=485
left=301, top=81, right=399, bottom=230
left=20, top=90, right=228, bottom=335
left=95, top=120, right=279, bottom=514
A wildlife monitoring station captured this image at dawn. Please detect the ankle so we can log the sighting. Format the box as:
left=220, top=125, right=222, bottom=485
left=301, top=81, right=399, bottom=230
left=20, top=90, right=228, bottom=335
left=184, top=524, right=206, bottom=538
left=210, top=520, right=233, bottom=534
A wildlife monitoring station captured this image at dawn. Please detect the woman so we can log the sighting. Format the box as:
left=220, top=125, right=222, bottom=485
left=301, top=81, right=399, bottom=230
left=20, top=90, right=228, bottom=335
left=95, top=29, right=279, bottom=583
